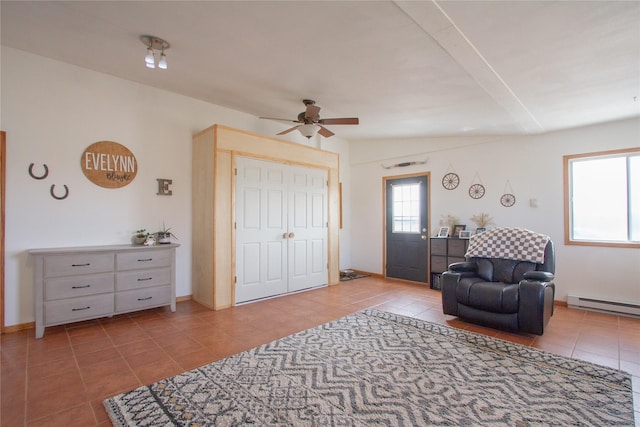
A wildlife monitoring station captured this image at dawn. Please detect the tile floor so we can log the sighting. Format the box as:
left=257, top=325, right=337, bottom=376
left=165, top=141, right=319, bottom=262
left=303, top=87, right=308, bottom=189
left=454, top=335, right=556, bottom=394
left=1, top=277, right=639, bottom=426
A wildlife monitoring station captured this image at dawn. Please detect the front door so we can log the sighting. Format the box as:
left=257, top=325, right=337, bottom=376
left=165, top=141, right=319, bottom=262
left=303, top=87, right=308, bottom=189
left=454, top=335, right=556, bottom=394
left=385, top=174, right=429, bottom=283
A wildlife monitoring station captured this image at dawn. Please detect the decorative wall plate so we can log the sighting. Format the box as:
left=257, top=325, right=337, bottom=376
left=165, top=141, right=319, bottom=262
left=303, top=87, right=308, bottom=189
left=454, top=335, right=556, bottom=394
left=469, top=183, right=485, bottom=199
left=500, top=193, right=516, bottom=207
left=442, top=172, right=460, bottom=190
left=500, top=180, right=516, bottom=207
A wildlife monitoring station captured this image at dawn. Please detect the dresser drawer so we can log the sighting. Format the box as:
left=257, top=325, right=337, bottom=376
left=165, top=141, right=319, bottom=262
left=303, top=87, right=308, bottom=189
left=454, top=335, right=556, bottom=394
left=45, top=253, right=114, bottom=278
left=116, top=286, right=171, bottom=312
left=116, top=267, right=171, bottom=291
left=430, top=238, right=447, bottom=256
left=448, top=239, right=468, bottom=257
left=431, top=255, right=448, bottom=273
left=44, top=294, right=113, bottom=325
left=45, top=273, right=114, bottom=301
left=116, top=250, right=172, bottom=271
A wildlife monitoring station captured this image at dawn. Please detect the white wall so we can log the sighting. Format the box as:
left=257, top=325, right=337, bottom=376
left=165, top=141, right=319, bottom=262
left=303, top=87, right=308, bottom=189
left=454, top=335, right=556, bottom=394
left=349, top=118, right=640, bottom=304
left=0, top=47, right=351, bottom=327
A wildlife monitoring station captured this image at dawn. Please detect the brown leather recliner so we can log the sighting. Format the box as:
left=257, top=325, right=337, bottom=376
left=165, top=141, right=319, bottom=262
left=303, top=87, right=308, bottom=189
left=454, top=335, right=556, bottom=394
left=441, top=229, right=555, bottom=335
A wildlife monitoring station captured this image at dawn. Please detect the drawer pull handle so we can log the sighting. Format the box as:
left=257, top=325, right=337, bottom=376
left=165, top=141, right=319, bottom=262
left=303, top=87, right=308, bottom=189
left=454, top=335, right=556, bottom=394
left=71, top=263, right=90, bottom=267
left=138, top=297, right=153, bottom=301
left=138, top=258, right=153, bottom=262
left=138, top=277, right=153, bottom=281
left=72, top=306, right=91, bottom=311
left=72, top=285, right=91, bottom=289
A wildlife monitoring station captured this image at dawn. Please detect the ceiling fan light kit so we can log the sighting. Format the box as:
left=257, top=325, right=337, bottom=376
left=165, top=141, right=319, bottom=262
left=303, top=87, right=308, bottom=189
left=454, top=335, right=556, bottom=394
left=261, top=99, right=359, bottom=139
left=298, top=124, right=319, bottom=139
left=140, top=35, right=169, bottom=70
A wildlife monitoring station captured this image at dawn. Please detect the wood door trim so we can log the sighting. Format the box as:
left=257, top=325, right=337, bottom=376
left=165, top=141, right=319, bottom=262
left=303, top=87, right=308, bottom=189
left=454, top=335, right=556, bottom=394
left=1, top=131, right=5, bottom=333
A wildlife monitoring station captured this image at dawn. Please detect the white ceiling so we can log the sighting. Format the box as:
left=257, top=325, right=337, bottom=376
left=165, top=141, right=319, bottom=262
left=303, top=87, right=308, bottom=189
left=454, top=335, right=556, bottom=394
left=1, top=1, right=639, bottom=141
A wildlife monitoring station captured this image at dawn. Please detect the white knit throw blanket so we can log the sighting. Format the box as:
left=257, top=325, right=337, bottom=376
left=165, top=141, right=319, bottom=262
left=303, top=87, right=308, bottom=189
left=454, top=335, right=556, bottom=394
left=465, top=227, right=551, bottom=263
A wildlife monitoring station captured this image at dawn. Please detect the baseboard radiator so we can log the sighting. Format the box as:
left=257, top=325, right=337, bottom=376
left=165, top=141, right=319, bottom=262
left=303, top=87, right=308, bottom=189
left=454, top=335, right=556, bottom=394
left=567, top=295, right=640, bottom=317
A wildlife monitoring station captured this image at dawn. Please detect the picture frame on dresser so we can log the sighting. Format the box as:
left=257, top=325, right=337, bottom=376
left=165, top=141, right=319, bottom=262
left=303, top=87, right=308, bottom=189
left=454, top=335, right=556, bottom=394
left=453, top=224, right=466, bottom=238
left=437, top=227, right=449, bottom=238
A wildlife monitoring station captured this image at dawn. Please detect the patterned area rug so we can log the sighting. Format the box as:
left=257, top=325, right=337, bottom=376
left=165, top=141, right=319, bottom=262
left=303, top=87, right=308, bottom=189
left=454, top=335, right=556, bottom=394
left=104, top=310, right=634, bottom=426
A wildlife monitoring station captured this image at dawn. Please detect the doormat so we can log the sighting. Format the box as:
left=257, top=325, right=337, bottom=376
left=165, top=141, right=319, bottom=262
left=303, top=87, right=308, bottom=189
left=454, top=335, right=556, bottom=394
left=340, top=270, right=369, bottom=281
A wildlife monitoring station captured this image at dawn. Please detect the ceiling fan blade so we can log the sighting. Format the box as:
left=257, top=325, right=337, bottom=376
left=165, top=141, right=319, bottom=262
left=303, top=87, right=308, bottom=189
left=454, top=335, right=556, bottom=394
left=277, top=125, right=300, bottom=135
left=260, top=116, right=302, bottom=124
left=317, top=126, right=335, bottom=138
left=318, top=117, right=359, bottom=125
left=305, top=104, right=321, bottom=120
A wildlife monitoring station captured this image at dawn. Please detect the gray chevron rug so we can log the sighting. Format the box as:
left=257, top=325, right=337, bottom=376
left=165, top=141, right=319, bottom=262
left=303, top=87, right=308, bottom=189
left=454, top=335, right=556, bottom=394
left=104, top=309, right=634, bottom=426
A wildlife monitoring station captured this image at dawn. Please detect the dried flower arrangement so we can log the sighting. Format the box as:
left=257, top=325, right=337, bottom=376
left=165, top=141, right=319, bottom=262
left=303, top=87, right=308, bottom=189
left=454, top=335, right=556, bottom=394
left=441, top=214, right=460, bottom=231
left=470, top=212, right=494, bottom=228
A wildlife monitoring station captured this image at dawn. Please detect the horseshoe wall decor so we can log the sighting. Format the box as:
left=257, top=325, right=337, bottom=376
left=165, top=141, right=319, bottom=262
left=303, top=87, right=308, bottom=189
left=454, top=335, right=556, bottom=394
left=28, top=163, right=49, bottom=180
left=50, top=184, right=69, bottom=200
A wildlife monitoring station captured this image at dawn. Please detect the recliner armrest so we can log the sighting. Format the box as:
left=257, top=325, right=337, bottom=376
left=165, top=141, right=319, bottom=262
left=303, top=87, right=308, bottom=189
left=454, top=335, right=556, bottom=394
left=448, top=261, right=477, bottom=273
left=523, top=271, right=554, bottom=282
left=518, top=279, right=555, bottom=335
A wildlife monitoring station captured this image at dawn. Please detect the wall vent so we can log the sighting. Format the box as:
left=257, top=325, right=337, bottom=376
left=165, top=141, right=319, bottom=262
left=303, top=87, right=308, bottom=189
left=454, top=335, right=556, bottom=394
left=567, top=295, right=640, bottom=318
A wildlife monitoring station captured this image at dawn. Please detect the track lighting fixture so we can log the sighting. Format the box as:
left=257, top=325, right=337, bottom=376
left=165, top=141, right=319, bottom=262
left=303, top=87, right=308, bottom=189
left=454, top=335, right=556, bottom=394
left=140, top=35, right=170, bottom=70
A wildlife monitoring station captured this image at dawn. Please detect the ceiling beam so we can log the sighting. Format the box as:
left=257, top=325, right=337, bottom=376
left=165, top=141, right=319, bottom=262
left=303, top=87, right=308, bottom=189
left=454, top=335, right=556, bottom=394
left=395, top=0, right=545, bottom=134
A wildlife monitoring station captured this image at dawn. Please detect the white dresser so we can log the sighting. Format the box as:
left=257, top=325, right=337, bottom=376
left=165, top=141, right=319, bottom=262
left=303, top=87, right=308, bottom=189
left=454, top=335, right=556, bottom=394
left=30, top=243, right=179, bottom=338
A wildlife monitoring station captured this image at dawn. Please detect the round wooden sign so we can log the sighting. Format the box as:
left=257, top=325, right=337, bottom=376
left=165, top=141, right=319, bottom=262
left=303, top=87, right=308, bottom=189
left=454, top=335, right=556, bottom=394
left=81, top=141, right=138, bottom=188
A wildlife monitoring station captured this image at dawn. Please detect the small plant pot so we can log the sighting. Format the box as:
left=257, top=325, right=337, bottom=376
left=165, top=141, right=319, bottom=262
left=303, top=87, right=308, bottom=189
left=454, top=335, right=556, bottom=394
left=156, top=233, right=172, bottom=244
left=131, top=236, right=147, bottom=245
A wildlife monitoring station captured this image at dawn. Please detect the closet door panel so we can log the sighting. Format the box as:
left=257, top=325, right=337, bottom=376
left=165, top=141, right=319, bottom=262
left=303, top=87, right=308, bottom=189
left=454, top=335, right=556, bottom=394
left=291, top=240, right=308, bottom=278
left=266, top=241, right=284, bottom=282
left=235, top=158, right=287, bottom=303
left=288, top=165, right=328, bottom=292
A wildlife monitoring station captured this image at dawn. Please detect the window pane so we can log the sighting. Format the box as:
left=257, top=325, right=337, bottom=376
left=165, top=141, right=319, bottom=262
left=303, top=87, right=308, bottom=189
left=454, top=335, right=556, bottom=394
left=571, top=157, right=627, bottom=241
left=391, top=183, right=420, bottom=233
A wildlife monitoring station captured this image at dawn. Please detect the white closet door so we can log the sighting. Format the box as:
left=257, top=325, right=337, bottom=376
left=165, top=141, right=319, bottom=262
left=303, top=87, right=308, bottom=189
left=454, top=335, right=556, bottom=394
left=287, top=165, right=328, bottom=292
left=235, top=157, right=328, bottom=304
left=235, top=158, right=288, bottom=303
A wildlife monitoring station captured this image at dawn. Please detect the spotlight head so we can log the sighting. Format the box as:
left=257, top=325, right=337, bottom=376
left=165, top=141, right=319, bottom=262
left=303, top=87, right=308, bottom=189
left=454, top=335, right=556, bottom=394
left=145, top=48, right=155, bottom=65
left=158, top=52, right=167, bottom=70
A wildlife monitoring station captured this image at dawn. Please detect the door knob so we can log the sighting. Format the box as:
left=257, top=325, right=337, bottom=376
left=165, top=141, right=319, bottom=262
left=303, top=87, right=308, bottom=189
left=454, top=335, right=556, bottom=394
left=288, top=232, right=295, bottom=239
left=421, top=235, right=427, bottom=240
left=283, top=233, right=288, bottom=239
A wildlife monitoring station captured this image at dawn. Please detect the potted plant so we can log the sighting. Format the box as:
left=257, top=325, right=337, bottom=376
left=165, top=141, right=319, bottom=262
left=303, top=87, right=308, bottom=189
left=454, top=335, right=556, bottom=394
left=131, top=229, right=149, bottom=245
left=155, top=223, right=178, bottom=244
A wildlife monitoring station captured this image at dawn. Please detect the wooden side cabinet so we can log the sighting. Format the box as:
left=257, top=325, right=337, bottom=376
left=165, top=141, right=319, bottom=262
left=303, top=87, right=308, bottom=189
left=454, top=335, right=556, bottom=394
left=30, top=243, right=179, bottom=338
left=430, top=238, right=469, bottom=289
